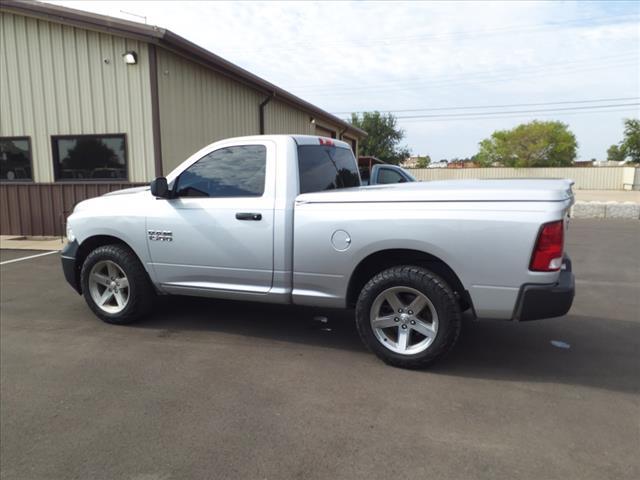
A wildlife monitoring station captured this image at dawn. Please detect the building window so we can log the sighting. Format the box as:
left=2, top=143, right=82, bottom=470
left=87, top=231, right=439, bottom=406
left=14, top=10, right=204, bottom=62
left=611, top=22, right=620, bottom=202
left=52, top=134, right=128, bottom=181
left=0, top=137, right=33, bottom=181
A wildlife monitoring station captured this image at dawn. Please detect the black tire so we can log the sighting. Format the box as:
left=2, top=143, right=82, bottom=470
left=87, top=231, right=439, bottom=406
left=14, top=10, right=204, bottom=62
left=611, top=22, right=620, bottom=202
left=80, top=244, right=154, bottom=325
left=355, top=265, right=462, bottom=369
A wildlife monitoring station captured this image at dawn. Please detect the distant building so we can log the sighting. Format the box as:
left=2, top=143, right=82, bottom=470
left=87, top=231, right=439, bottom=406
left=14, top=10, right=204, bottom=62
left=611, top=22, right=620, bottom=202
left=574, top=160, right=596, bottom=167
left=402, top=155, right=431, bottom=168
left=402, top=156, right=420, bottom=168
left=594, top=160, right=628, bottom=167
left=427, top=160, right=448, bottom=169
left=358, top=156, right=384, bottom=169
left=447, top=159, right=478, bottom=168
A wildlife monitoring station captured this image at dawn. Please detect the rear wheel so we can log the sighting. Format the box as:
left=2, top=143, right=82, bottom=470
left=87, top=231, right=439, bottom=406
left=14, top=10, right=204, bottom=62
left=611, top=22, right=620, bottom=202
left=80, top=244, right=154, bottom=324
left=355, top=266, right=462, bottom=368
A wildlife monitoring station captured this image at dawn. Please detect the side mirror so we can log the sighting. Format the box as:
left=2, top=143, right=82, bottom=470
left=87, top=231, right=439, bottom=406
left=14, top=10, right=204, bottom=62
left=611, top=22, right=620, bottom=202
left=398, top=177, right=407, bottom=183
left=150, top=177, right=170, bottom=198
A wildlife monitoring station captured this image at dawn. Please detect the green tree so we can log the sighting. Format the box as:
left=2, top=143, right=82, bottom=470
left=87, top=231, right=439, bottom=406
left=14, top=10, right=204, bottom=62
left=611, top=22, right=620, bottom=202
left=350, top=111, right=411, bottom=165
left=621, top=118, right=640, bottom=163
left=415, top=155, right=431, bottom=168
left=607, top=144, right=626, bottom=163
left=476, top=120, right=577, bottom=167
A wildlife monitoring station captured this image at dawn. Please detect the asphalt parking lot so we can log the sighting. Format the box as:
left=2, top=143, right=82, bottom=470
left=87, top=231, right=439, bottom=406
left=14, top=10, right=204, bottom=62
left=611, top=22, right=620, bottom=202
left=1, top=219, right=638, bottom=480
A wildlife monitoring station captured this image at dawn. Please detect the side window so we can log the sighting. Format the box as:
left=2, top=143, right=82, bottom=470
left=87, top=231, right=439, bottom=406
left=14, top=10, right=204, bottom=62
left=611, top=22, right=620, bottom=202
left=378, top=168, right=405, bottom=184
left=0, top=137, right=33, bottom=181
left=175, top=145, right=266, bottom=198
left=298, top=145, right=360, bottom=194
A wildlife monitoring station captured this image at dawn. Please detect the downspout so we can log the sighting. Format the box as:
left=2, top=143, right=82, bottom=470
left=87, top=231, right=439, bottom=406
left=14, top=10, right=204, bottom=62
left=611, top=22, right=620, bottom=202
left=339, top=126, right=357, bottom=155
left=148, top=44, right=163, bottom=177
left=259, top=93, right=274, bottom=134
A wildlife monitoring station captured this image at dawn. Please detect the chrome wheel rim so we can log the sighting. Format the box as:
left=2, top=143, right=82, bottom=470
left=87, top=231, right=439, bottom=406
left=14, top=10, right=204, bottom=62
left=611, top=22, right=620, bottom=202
left=88, top=260, right=130, bottom=314
left=370, top=286, right=438, bottom=355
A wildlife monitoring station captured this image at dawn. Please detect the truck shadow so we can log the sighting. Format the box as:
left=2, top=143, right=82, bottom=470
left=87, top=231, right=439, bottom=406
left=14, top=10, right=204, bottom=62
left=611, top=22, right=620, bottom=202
left=136, top=295, right=365, bottom=352
left=134, top=296, right=639, bottom=395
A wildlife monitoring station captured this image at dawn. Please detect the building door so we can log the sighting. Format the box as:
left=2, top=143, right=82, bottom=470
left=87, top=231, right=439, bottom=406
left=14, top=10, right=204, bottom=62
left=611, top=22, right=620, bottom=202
left=146, top=141, right=276, bottom=294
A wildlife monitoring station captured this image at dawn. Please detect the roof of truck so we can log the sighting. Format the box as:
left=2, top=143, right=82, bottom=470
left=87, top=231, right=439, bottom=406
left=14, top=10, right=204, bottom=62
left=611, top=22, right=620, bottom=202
left=195, top=134, right=353, bottom=149
left=292, top=135, right=351, bottom=148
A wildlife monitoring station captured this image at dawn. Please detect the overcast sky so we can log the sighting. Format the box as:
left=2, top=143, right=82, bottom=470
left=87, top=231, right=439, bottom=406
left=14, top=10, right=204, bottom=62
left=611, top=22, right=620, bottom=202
left=51, top=0, right=640, bottom=161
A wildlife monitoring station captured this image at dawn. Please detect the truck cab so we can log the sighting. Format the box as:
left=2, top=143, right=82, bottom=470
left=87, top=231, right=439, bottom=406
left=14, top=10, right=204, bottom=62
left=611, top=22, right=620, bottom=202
left=358, top=156, right=416, bottom=185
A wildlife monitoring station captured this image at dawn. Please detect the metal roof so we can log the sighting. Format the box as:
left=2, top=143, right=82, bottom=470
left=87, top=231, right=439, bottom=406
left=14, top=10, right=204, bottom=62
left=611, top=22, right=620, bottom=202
left=1, top=0, right=366, bottom=138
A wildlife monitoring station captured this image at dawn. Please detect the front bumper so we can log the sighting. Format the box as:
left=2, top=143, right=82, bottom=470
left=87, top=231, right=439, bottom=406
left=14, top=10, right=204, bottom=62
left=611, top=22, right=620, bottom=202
left=60, top=240, right=81, bottom=294
left=513, top=257, right=575, bottom=321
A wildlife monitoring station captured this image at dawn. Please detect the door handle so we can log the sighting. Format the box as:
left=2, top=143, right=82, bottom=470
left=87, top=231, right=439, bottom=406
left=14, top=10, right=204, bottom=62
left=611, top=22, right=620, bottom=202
left=235, top=212, right=262, bottom=221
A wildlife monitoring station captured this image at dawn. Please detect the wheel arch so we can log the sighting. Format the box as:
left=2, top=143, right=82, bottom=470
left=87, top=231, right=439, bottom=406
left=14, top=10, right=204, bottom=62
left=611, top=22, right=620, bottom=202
left=74, top=235, right=144, bottom=294
left=346, top=248, right=472, bottom=312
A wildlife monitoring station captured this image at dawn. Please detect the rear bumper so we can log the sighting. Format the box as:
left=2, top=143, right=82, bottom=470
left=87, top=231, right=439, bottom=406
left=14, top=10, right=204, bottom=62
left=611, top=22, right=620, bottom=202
left=513, top=257, right=575, bottom=321
left=60, top=240, right=81, bottom=294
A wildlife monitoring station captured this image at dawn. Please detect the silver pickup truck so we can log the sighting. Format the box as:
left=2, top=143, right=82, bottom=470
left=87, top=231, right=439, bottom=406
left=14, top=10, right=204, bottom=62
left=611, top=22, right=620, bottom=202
left=61, top=135, right=575, bottom=368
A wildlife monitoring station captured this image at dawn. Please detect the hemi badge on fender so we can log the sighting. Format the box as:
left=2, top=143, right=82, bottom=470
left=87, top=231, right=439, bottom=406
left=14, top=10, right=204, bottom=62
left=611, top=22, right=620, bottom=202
left=148, top=230, right=173, bottom=242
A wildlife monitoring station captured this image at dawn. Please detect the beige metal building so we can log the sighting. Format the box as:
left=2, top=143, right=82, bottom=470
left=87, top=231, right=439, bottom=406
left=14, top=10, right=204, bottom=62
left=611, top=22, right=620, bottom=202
left=0, top=1, right=365, bottom=236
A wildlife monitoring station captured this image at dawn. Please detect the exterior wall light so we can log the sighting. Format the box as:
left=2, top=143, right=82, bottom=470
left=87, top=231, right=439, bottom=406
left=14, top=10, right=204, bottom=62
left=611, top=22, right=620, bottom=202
left=310, top=117, right=316, bottom=124
left=122, top=51, right=138, bottom=65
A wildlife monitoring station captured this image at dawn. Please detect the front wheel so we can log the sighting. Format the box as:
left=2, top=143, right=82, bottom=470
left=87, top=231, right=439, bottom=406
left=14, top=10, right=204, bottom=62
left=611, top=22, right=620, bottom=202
left=80, top=244, right=154, bottom=324
left=355, top=266, right=462, bottom=369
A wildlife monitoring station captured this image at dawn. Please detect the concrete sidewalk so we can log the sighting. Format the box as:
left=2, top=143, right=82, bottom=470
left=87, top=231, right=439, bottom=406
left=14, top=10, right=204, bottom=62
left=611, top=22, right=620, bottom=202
left=0, top=235, right=65, bottom=251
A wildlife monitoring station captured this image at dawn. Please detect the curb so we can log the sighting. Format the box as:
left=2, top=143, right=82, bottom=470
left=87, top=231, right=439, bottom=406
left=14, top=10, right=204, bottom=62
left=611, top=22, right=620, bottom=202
left=571, top=201, right=640, bottom=220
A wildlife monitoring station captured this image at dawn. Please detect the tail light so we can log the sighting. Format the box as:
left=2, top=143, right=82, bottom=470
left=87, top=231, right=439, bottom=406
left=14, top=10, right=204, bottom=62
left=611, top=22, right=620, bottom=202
left=530, top=220, right=564, bottom=272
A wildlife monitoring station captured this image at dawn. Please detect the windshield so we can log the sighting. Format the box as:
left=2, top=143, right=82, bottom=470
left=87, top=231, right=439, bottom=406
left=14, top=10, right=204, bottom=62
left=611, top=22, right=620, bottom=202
left=297, top=145, right=361, bottom=194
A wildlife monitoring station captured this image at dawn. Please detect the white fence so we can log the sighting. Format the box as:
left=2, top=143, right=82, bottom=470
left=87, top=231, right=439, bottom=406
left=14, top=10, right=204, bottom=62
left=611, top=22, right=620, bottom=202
left=408, top=167, right=638, bottom=190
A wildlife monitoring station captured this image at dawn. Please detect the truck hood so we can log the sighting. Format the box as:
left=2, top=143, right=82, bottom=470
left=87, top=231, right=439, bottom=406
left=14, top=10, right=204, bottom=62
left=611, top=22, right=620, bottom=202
left=72, top=186, right=150, bottom=214
left=102, top=186, right=149, bottom=196
left=297, top=179, right=574, bottom=204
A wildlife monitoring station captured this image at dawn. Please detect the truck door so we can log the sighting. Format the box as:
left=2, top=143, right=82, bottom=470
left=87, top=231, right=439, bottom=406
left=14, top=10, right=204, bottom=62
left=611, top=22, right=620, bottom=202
left=146, top=141, right=275, bottom=294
